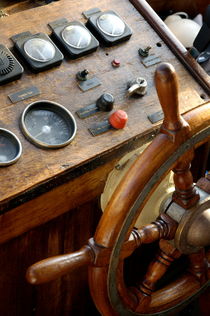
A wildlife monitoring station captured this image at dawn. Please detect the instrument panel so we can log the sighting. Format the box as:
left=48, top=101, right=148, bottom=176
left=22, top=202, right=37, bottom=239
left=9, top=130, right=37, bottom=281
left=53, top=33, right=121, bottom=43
left=0, top=0, right=207, bottom=211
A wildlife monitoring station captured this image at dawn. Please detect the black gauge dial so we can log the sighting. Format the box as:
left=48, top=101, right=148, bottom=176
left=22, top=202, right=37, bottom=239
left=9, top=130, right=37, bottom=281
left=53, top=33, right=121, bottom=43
left=96, top=13, right=125, bottom=37
left=0, top=128, right=22, bottom=166
left=21, top=100, right=77, bottom=148
left=24, top=38, right=56, bottom=62
left=62, top=25, right=91, bottom=49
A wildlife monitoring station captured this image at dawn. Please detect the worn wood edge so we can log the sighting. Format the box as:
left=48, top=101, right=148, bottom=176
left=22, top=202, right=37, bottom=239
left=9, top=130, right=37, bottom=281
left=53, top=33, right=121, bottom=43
left=0, top=130, right=158, bottom=244
left=129, top=0, right=210, bottom=95
left=0, top=130, right=157, bottom=214
left=0, top=159, right=115, bottom=245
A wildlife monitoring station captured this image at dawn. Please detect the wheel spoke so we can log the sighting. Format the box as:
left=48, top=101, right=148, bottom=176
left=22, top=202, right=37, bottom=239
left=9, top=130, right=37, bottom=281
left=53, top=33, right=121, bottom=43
left=172, top=151, right=200, bottom=209
left=121, top=213, right=178, bottom=260
left=133, top=240, right=181, bottom=313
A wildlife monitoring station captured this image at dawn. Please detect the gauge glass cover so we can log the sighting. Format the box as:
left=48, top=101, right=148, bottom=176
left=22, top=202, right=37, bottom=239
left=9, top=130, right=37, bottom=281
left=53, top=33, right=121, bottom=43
left=0, top=128, right=22, bottom=166
left=96, top=13, right=125, bottom=37
left=62, top=25, right=91, bottom=49
left=24, top=38, right=56, bottom=62
left=21, top=101, right=77, bottom=148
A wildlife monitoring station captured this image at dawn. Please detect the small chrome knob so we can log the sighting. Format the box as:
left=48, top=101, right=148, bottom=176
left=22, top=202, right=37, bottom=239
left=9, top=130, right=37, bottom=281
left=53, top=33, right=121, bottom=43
left=127, top=77, right=147, bottom=96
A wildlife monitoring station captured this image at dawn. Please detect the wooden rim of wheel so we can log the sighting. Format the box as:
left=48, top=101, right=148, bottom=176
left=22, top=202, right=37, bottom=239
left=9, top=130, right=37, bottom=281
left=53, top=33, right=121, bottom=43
left=89, top=63, right=210, bottom=315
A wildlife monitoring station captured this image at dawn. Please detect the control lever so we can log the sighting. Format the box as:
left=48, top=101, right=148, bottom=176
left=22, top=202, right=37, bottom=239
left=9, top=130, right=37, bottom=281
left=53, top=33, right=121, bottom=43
left=127, top=77, right=147, bottom=96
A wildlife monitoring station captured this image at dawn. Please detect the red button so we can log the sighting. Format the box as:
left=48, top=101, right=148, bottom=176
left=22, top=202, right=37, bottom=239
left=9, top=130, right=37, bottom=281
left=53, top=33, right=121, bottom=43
left=111, top=59, right=121, bottom=67
left=109, top=110, right=128, bottom=129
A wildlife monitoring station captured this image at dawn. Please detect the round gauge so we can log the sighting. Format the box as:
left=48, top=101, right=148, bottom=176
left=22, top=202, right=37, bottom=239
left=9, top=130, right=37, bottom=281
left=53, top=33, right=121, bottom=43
left=24, top=38, right=56, bottom=62
left=21, top=100, right=77, bottom=148
left=96, top=13, right=125, bottom=37
left=0, top=128, right=22, bottom=166
left=62, top=25, right=91, bottom=49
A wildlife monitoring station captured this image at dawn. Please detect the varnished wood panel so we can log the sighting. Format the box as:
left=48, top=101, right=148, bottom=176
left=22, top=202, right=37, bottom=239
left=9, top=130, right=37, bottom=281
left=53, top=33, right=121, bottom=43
left=0, top=0, right=206, bottom=211
left=0, top=199, right=101, bottom=316
left=0, top=156, right=120, bottom=244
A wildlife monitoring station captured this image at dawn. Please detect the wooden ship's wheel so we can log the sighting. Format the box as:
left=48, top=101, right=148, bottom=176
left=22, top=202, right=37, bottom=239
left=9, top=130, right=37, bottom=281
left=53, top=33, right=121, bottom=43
left=26, top=63, right=210, bottom=315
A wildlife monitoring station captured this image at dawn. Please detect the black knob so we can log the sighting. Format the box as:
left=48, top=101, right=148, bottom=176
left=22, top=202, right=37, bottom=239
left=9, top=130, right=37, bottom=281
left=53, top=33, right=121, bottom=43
left=96, top=93, right=114, bottom=112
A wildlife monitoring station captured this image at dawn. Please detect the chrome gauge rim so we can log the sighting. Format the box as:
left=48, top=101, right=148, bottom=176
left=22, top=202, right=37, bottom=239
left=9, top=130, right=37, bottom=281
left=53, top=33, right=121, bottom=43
left=96, top=13, right=125, bottom=37
left=24, top=38, right=56, bottom=63
left=61, top=25, right=91, bottom=49
left=21, top=100, right=77, bottom=149
left=0, top=128, right=22, bottom=166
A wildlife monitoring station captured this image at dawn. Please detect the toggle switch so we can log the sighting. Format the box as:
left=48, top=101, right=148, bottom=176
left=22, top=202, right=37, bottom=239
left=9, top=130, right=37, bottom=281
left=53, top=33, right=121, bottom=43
left=88, top=109, right=128, bottom=136
left=76, top=69, right=89, bottom=81
left=127, top=77, right=147, bottom=96
left=76, top=93, right=114, bottom=118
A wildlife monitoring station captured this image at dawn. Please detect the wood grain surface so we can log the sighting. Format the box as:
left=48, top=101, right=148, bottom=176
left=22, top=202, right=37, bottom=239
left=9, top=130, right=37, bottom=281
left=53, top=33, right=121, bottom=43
left=0, top=2, right=209, bottom=316
left=0, top=0, right=207, bottom=211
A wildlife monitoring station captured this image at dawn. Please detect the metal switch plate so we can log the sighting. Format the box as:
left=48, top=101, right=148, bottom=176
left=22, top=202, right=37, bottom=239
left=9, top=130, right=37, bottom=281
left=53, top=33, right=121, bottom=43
left=147, top=110, right=163, bottom=123
left=141, top=55, right=161, bottom=68
left=8, top=86, right=40, bottom=103
left=78, top=77, right=101, bottom=92
left=76, top=103, right=98, bottom=118
left=88, top=120, right=111, bottom=136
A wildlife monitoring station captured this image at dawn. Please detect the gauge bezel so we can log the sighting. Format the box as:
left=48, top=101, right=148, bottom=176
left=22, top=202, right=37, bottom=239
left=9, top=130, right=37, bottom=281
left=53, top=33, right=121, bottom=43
left=21, top=100, right=77, bottom=149
left=50, top=20, right=99, bottom=59
left=96, top=13, right=126, bottom=37
left=61, top=24, right=92, bottom=49
left=23, top=37, right=56, bottom=63
left=86, top=10, right=132, bottom=47
left=12, top=32, right=63, bottom=73
left=0, top=128, right=22, bottom=166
